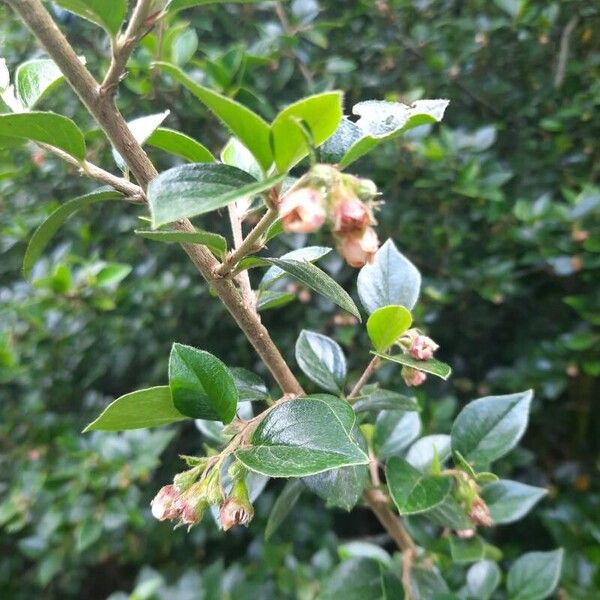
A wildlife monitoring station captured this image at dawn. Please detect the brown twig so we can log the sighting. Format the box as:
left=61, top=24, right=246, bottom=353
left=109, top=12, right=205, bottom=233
left=554, top=15, right=578, bottom=89
left=227, top=202, right=256, bottom=310
left=348, top=355, right=380, bottom=401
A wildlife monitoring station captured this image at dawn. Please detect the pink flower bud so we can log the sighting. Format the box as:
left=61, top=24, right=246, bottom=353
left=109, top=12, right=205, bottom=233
left=150, top=484, right=180, bottom=521
left=456, top=528, right=476, bottom=539
left=173, top=480, right=209, bottom=526
left=337, top=227, right=379, bottom=268
left=333, top=196, right=371, bottom=233
left=468, top=497, right=493, bottom=528
left=219, top=497, right=254, bottom=531
left=279, top=188, right=326, bottom=234
left=409, top=335, right=439, bottom=361
left=401, top=366, right=427, bottom=387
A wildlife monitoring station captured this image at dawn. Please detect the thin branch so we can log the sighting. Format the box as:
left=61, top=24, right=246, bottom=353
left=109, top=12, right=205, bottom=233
left=227, top=202, right=256, bottom=310
left=348, top=355, right=380, bottom=401
left=101, top=0, right=161, bottom=97
left=554, top=15, right=578, bottom=89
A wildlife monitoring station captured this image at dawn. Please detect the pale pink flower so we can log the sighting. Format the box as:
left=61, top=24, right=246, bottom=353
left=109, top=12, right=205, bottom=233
left=150, top=484, right=180, bottom=521
left=219, top=497, right=254, bottom=531
left=401, top=366, right=427, bottom=387
left=409, top=335, right=439, bottom=361
left=468, top=498, right=493, bottom=527
left=337, top=227, right=379, bottom=268
left=333, top=196, right=371, bottom=233
left=456, top=528, right=476, bottom=539
left=279, top=188, right=326, bottom=234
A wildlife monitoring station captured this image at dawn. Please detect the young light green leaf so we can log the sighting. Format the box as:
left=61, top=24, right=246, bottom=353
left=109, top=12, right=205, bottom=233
left=270, top=91, right=343, bottom=172
left=168, top=343, right=238, bottom=424
left=148, top=163, right=284, bottom=228
left=507, top=549, right=564, bottom=600
left=386, top=456, right=452, bottom=515
left=374, top=410, right=421, bottom=459
left=0, top=112, right=86, bottom=160
left=256, top=290, right=295, bottom=312
left=235, top=396, right=369, bottom=477
left=52, top=0, right=127, bottom=36
left=481, top=479, right=547, bottom=524
left=373, top=351, right=452, bottom=380
left=23, top=189, right=123, bottom=279
left=168, top=0, right=269, bottom=13
left=366, top=305, right=412, bottom=351
left=451, top=390, right=533, bottom=466
left=405, top=434, right=452, bottom=472
left=264, top=479, right=304, bottom=541
left=466, top=560, right=501, bottom=600
left=358, top=239, right=421, bottom=314
left=295, top=330, right=347, bottom=393
left=261, top=258, right=361, bottom=320
left=83, top=386, right=186, bottom=432
left=352, top=386, right=419, bottom=413
left=220, top=137, right=262, bottom=180
left=135, top=228, right=227, bottom=257
left=157, top=62, right=273, bottom=169
left=14, top=59, right=63, bottom=110
left=260, top=246, right=331, bottom=289
left=146, top=127, right=215, bottom=163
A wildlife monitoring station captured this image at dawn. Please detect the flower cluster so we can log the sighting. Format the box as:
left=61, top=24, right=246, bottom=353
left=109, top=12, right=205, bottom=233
left=396, top=329, right=440, bottom=387
left=453, top=471, right=493, bottom=534
left=150, top=460, right=254, bottom=531
left=278, top=165, right=380, bottom=268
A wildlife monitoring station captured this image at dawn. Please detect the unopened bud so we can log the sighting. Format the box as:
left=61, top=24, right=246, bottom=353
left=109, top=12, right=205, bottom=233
left=355, top=178, right=378, bottom=201
left=401, top=366, right=427, bottom=387
left=220, top=478, right=254, bottom=531
left=150, top=484, right=180, bottom=521
left=409, top=334, right=439, bottom=361
left=173, top=480, right=210, bottom=527
left=336, top=227, right=379, bottom=268
left=468, top=497, right=493, bottom=528
left=173, top=464, right=204, bottom=493
left=333, top=196, right=372, bottom=234
left=456, top=528, right=476, bottom=539
left=279, top=188, right=326, bottom=234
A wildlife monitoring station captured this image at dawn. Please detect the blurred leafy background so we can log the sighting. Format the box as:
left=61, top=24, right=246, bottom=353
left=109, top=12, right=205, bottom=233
left=0, top=0, right=599, bottom=598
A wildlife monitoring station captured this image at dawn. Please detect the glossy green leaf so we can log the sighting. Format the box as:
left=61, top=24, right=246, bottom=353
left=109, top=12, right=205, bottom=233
left=236, top=396, right=369, bottom=477
left=261, top=258, right=361, bottom=320
left=52, top=0, right=127, bottom=35
left=135, top=228, right=227, bottom=256
left=157, top=62, right=273, bottom=169
left=260, top=246, right=330, bottom=289
left=256, top=290, right=295, bottom=311
left=295, top=330, right=347, bottom=393
left=451, top=390, right=533, bottom=466
left=168, top=343, right=238, bottom=423
left=14, top=59, right=63, bottom=109
left=146, top=127, right=215, bottom=163
left=337, top=542, right=394, bottom=570
left=358, top=239, right=421, bottom=314
left=507, top=549, right=564, bottom=600
left=405, top=434, right=452, bottom=472
left=374, top=410, right=421, bottom=459
left=481, top=479, right=547, bottom=524
left=367, top=305, right=412, bottom=351
left=449, top=535, right=487, bottom=564
left=466, top=560, right=501, bottom=600
left=264, top=479, right=303, bottom=541
left=148, top=163, right=284, bottom=228
left=373, top=351, right=452, bottom=380
left=270, top=91, right=343, bottom=172
left=352, top=386, right=419, bottom=413
left=409, top=565, right=450, bottom=600
left=0, top=112, right=85, bottom=160
left=230, top=367, right=269, bottom=403
left=386, top=456, right=452, bottom=515
left=424, top=495, right=473, bottom=530
left=168, top=0, right=270, bottom=13
left=23, top=189, right=123, bottom=279
left=83, top=386, right=186, bottom=432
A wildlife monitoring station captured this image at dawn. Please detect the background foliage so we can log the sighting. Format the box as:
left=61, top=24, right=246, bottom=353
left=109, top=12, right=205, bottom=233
left=1, top=0, right=599, bottom=597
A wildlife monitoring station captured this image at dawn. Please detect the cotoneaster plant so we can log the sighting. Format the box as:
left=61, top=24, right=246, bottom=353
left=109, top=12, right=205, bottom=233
left=1, top=1, right=563, bottom=598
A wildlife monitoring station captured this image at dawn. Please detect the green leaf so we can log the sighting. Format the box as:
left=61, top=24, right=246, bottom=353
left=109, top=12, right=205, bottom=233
left=373, top=351, right=452, bottom=380
left=0, top=112, right=86, bottom=160
left=507, top=549, right=564, bottom=600
left=352, top=386, right=419, bottom=413
left=466, top=560, right=501, bottom=600
left=451, top=390, right=533, bottom=466
left=424, top=496, right=473, bottom=530
left=374, top=410, right=421, bottom=459
left=409, top=565, right=449, bottom=600
left=168, top=0, right=269, bottom=13
left=256, top=290, right=295, bottom=311
left=148, top=163, right=284, bottom=228
left=367, top=305, right=412, bottom=351
left=386, top=456, right=452, bottom=515
left=261, top=258, right=361, bottom=320
left=230, top=367, right=269, bottom=403
left=323, top=558, right=402, bottom=600
left=14, top=59, right=63, bottom=110
left=358, top=239, right=421, bottom=314
left=146, top=127, right=215, bottom=163
left=95, top=262, right=131, bottom=287
left=405, top=434, right=452, bottom=472
left=83, top=386, right=186, bottom=432
left=220, top=137, right=262, bottom=180
left=23, top=189, right=123, bottom=279
left=157, top=62, right=273, bottom=170
left=236, top=396, right=369, bottom=477
left=168, top=343, right=238, bottom=423
left=270, top=91, right=343, bottom=172
left=264, top=479, right=303, bottom=541
left=259, top=246, right=331, bottom=289
left=322, top=98, right=449, bottom=168
left=135, top=228, right=227, bottom=257
left=338, top=542, right=394, bottom=570
left=52, top=0, right=127, bottom=35
left=303, top=425, right=369, bottom=511
left=481, top=479, right=547, bottom=524
left=449, top=535, right=487, bottom=564
left=295, top=330, right=347, bottom=393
